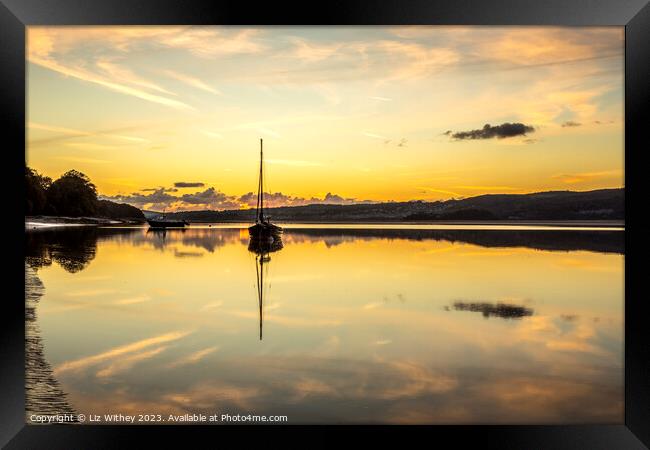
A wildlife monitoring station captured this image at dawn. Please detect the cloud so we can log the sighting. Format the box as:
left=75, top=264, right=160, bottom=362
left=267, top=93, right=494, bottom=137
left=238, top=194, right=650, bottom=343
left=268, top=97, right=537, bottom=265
left=103, top=188, right=178, bottom=209
left=178, top=187, right=239, bottom=208
left=115, top=294, right=151, bottom=305
left=95, top=58, right=177, bottom=96
left=174, top=182, right=205, bottom=188
left=102, top=187, right=239, bottom=210
left=163, top=70, right=221, bottom=95
left=201, top=130, right=224, bottom=139
left=166, top=347, right=219, bottom=369
left=449, top=123, right=535, bottom=140
left=28, top=52, right=195, bottom=111
left=28, top=122, right=149, bottom=146
left=96, top=346, right=169, bottom=378
left=142, top=187, right=178, bottom=192
left=54, top=330, right=191, bottom=375
left=561, top=121, right=582, bottom=127
left=238, top=191, right=372, bottom=208
left=27, top=26, right=265, bottom=111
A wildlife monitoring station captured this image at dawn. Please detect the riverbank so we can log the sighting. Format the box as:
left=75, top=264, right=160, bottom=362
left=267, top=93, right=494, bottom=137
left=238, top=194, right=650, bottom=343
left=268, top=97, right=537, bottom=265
left=26, top=215, right=146, bottom=229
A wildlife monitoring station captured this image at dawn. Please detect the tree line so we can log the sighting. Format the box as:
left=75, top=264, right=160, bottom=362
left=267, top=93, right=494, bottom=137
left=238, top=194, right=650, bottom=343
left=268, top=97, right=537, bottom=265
left=25, top=167, right=144, bottom=219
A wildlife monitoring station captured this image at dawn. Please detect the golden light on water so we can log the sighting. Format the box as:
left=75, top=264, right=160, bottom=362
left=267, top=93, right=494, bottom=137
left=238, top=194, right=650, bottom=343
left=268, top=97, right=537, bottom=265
left=30, top=227, right=623, bottom=423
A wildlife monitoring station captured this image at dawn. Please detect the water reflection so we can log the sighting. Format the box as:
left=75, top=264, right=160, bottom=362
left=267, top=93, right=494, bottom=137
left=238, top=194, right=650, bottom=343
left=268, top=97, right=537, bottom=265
left=248, top=237, right=284, bottom=340
left=450, top=301, right=534, bottom=319
left=25, top=225, right=624, bottom=424
left=284, top=228, right=624, bottom=254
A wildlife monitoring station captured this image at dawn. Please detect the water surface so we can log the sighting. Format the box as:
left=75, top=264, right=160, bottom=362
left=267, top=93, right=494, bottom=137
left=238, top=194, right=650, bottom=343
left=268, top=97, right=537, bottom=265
left=25, top=225, right=624, bottom=424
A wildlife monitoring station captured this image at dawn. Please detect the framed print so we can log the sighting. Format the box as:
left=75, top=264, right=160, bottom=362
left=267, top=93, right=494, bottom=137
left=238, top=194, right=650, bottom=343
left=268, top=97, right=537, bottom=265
left=2, top=0, right=648, bottom=448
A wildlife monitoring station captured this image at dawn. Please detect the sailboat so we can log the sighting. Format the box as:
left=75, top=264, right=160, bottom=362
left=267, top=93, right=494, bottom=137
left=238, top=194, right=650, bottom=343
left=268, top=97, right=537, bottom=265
left=147, top=210, right=189, bottom=229
left=248, top=139, right=282, bottom=241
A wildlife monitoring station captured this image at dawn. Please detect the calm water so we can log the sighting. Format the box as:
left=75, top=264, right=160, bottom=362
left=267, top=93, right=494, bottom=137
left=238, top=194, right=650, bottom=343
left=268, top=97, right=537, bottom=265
left=25, top=225, right=624, bottom=424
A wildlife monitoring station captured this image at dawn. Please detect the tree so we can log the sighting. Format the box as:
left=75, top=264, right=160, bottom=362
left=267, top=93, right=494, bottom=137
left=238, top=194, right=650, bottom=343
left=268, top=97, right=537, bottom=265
left=25, top=167, right=52, bottom=215
left=46, top=170, right=98, bottom=217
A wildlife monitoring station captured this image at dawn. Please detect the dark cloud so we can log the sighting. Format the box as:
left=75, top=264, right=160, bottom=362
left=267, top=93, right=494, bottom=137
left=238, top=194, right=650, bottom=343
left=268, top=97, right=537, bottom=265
left=561, top=121, right=582, bottom=127
left=141, top=187, right=177, bottom=192
left=104, top=187, right=373, bottom=211
left=397, top=138, right=408, bottom=147
left=178, top=188, right=239, bottom=209
left=449, top=123, right=535, bottom=140
left=174, top=182, right=205, bottom=188
left=451, top=301, right=534, bottom=319
left=102, top=188, right=178, bottom=209
left=101, top=187, right=237, bottom=210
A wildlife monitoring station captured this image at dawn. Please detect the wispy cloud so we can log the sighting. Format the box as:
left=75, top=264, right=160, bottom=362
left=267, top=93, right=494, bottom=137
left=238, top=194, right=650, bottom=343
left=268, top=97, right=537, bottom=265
left=28, top=122, right=149, bottom=144
left=29, top=54, right=195, bottom=111
left=114, top=294, right=151, bottom=305
left=166, top=347, right=219, bottom=369
left=201, top=130, right=224, bottom=139
left=163, top=70, right=221, bottom=95
left=96, top=346, right=169, bottom=378
left=54, top=330, right=191, bottom=375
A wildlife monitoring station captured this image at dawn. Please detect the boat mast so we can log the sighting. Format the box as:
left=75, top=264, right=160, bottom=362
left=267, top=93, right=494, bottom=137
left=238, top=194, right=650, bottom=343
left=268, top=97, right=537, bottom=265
left=259, top=139, right=264, bottom=222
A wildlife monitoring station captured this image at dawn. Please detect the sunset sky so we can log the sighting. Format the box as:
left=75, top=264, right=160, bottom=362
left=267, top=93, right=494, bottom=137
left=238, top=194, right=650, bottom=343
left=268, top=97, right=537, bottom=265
left=26, top=26, right=624, bottom=211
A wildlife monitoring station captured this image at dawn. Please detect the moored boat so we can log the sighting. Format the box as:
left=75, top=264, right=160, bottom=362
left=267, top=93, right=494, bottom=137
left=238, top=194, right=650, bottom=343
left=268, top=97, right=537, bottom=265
left=248, top=139, right=283, bottom=241
left=147, top=214, right=188, bottom=229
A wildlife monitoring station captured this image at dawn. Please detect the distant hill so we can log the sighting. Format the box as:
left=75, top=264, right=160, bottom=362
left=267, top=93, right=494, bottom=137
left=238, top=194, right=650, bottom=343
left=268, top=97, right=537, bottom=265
left=96, top=200, right=145, bottom=220
left=142, top=210, right=163, bottom=220
left=166, top=188, right=624, bottom=223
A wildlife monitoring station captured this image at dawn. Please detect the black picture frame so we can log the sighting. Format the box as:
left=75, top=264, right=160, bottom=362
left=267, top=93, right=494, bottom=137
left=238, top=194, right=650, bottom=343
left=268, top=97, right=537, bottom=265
left=2, top=0, right=648, bottom=448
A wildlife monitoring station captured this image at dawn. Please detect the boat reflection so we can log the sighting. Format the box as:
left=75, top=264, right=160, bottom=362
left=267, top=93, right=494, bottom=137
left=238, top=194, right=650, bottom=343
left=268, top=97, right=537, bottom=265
left=249, top=237, right=283, bottom=340
left=146, top=227, right=187, bottom=241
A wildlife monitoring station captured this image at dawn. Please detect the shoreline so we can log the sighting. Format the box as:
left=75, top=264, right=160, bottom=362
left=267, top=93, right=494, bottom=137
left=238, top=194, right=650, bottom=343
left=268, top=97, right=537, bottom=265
left=26, top=216, right=145, bottom=229
left=26, top=217, right=625, bottom=230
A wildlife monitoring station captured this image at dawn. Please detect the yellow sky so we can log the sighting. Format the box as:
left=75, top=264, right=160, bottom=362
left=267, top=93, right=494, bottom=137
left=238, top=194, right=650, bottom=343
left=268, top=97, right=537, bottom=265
left=26, top=26, right=624, bottom=211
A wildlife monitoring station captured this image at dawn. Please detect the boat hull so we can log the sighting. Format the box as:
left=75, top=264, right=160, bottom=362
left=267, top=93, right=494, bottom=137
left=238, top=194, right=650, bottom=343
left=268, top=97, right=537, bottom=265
left=248, top=222, right=283, bottom=240
left=147, top=220, right=188, bottom=228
